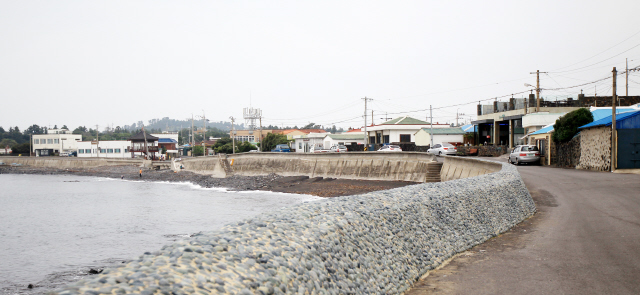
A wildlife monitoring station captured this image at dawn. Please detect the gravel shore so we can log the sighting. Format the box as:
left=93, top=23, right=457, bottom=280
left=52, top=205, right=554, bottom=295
left=0, top=165, right=416, bottom=198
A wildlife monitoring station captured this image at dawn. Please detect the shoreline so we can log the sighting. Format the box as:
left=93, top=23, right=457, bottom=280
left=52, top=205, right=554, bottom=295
left=0, top=165, right=417, bottom=198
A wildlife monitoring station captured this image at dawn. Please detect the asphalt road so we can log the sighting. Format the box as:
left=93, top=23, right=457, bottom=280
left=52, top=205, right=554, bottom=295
left=407, top=156, right=640, bottom=295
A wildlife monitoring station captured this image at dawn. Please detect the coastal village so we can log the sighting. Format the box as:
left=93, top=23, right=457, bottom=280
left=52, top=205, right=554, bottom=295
left=3, top=90, right=640, bottom=172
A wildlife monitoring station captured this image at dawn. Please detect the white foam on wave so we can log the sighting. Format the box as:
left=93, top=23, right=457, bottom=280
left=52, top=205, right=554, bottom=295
left=94, top=176, right=322, bottom=200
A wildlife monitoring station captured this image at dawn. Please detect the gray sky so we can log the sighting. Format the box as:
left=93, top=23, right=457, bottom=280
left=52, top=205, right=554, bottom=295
left=2, top=0, right=640, bottom=131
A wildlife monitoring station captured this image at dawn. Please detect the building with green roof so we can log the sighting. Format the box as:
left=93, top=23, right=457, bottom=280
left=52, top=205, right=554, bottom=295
left=366, top=116, right=450, bottom=144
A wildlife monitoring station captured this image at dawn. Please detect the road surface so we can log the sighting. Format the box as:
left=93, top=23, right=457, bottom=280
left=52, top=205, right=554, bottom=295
left=408, top=156, right=640, bottom=294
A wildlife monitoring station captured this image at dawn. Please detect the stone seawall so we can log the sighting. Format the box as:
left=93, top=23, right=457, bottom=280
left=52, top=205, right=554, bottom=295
left=1, top=157, right=142, bottom=168
left=181, top=152, right=439, bottom=182
left=52, top=159, right=535, bottom=295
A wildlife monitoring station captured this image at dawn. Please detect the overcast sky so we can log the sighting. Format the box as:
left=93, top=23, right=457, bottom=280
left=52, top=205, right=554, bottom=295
left=2, top=1, right=640, bottom=131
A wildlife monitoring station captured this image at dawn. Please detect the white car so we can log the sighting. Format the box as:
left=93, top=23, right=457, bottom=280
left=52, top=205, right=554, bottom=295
left=329, top=145, right=348, bottom=152
left=310, top=145, right=327, bottom=153
left=427, top=143, right=457, bottom=156
left=377, top=145, right=402, bottom=152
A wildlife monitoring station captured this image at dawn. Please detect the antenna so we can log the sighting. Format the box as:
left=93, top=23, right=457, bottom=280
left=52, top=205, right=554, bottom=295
left=243, top=107, right=262, bottom=136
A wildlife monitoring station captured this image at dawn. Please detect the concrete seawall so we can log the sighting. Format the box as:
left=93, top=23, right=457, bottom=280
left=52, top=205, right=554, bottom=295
left=181, top=152, right=440, bottom=182
left=440, top=156, right=502, bottom=181
left=53, top=158, right=535, bottom=295
left=0, top=156, right=143, bottom=168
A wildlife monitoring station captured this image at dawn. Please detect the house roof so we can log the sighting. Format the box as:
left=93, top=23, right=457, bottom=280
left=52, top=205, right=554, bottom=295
left=530, top=124, right=555, bottom=135
left=591, top=108, right=636, bottom=121
left=325, top=134, right=366, bottom=141
left=158, top=138, right=178, bottom=143
left=417, top=127, right=466, bottom=135
left=129, top=132, right=159, bottom=141
left=460, top=124, right=477, bottom=132
left=381, top=116, right=430, bottom=125
left=346, top=128, right=362, bottom=132
left=579, top=110, right=640, bottom=130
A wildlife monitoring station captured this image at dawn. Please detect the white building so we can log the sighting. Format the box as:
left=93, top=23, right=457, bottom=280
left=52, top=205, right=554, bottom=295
left=365, top=116, right=450, bottom=144
left=522, top=112, right=566, bottom=135
left=414, top=127, right=466, bottom=146
left=77, top=140, right=132, bottom=158
left=293, top=132, right=330, bottom=153
left=322, top=134, right=366, bottom=149
left=32, top=128, right=82, bottom=156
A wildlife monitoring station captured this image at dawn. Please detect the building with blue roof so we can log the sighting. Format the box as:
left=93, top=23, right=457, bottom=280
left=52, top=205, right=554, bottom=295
left=577, top=110, right=640, bottom=170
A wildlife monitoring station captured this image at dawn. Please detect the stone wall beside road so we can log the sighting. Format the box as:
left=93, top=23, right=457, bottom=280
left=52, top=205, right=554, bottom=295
left=577, top=126, right=611, bottom=171
left=53, top=159, right=535, bottom=295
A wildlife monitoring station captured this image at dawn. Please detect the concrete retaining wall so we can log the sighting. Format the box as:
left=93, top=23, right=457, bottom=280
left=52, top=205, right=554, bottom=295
left=181, top=152, right=439, bottom=182
left=0, top=156, right=142, bottom=168
left=53, top=159, right=535, bottom=295
left=440, top=156, right=502, bottom=181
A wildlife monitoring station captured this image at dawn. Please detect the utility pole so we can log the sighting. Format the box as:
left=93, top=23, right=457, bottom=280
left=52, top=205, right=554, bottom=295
left=230, top=116, right=236, bottom=154
left=612, top=67, right=617, bottom=172
left=371, top=110, right=374, bottom=126
left=430, top=105, right=433, bottom=147
left=96, top=124, right=99, bottom=158
left=259, top=116, right=263, bottom=151
left=530, top=70, right=547, bottom=113
left=191, top=114, right=194, bottom=148
left=626, top=58, right=629, bottom=97
left=362, top=97, right=372, bottom=148
left=202, top=110, right=206, bottom=156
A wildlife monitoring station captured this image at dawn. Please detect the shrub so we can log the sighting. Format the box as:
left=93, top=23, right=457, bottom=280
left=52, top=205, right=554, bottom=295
left=552, top=108, right=594, bottom=143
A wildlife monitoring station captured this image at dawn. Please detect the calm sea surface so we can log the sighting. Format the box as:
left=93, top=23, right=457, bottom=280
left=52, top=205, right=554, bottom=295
left=0, top=174, right=321, bottom=294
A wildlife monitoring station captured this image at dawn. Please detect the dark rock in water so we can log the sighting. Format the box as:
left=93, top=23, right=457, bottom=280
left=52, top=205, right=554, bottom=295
left=88, top=268, right=103, bottom=274
left=27, top=284, right=34, bottom=289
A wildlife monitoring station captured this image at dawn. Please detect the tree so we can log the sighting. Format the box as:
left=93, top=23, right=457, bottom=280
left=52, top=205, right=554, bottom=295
left=237, top=141, right=257, bottom=153
left=73, top=126, right=88, bottom=134
left=61, top=125, right=68, bottom=130
left=24, top=124, right=45, bottom=135
left=161, top=146, right=167, bottom=154
left=0, top=138, right=18, bottom=148
left=0, top=126, right=5, bottom=134
left=11, top=142, right=31, bottom=154
left=53, top=125, right=57, bottom=129
left=302, top=122, right=321, bottom=129
left=261, top=133, right=289, bottom=152
left=192, top=145, right=204, bottom=156
left=552, top=108, right=594, bottom=143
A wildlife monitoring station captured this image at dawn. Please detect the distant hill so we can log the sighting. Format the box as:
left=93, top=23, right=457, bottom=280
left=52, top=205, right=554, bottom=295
left=122, top=117, right=245, bottom=132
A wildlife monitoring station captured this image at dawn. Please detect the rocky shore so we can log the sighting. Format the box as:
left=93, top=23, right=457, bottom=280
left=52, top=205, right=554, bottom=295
left=0, top=165, right=415, bottom=198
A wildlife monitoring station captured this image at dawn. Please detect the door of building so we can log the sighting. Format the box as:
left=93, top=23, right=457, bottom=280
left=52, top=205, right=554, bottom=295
left=617, top=129, right=640, bottom=169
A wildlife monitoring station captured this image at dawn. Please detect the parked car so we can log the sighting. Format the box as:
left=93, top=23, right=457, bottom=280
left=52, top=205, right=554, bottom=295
left=427, top=143, right=457, bottom=156
left=508, top=145, right=540, bottom=165
left=271, top=144, right=291, bottom=152
left=310, top=145, right=327, bottom=153
left=329, top=145, right=348, bottom=152
left=377, top=145, right=402, bottom=152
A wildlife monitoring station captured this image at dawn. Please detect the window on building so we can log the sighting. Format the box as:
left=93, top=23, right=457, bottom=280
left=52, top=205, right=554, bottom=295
left=399, top=134, right=411, bottom=142
left=86, top=149, right=91, bottom=153
left=383, top=135, right=390, bottom=144
left=124, top=149, right=128, bottom=153
left=107, top=149, right=114, bottom=153
left=47, top=139, right=53, bottom=144
left=101, top=149, right=106, bottom=153
left=34, top=139, right=39, bottom=144
left=79, top=149, right=84, bottom=154
left=115, top=148, right=121, bottom=153
left=299, top=143, right=302, bottom=149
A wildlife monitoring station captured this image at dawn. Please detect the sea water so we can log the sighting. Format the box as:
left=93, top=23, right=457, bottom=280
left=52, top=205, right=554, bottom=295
left=0, top=174, right=321, bottom=294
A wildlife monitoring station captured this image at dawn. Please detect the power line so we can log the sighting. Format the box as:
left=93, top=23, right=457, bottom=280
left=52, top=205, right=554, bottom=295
left=551, top=29, right=640, bottom=71
left=550, top=42, right=640, bottom=74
